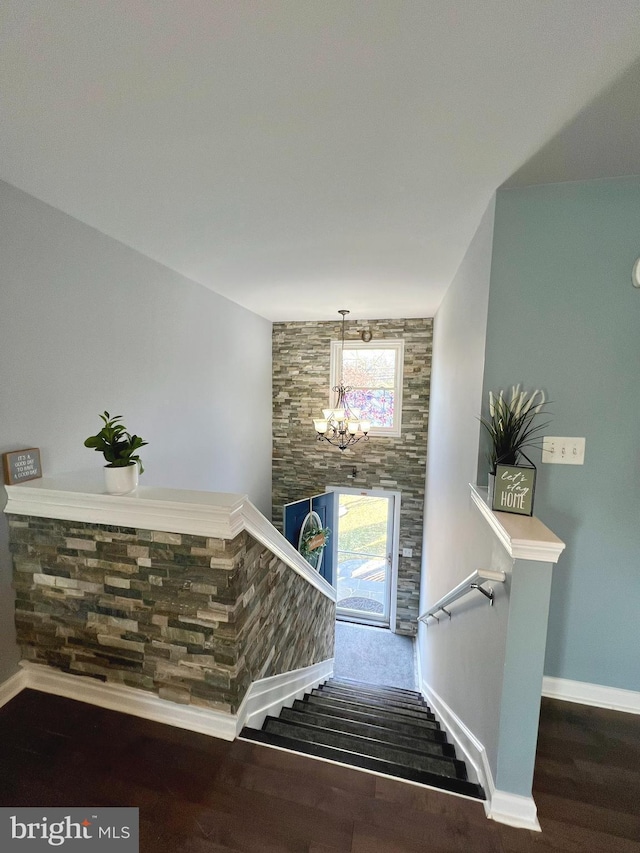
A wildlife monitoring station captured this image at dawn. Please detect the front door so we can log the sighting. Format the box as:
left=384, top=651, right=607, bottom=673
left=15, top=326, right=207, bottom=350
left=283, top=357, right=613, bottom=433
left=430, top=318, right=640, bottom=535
left=283, top=492, right=335, bottom=585
left=330, top=488, right=398, bottom=628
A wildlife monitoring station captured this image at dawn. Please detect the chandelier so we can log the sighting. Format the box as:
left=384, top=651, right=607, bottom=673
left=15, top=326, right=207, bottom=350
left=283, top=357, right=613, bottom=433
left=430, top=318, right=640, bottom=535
left=313, top=309, right=371, bottom=452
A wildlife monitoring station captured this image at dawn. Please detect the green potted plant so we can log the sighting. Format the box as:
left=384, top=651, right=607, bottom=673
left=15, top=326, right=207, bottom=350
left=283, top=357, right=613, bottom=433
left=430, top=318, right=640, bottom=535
left=479, top=385, right=549, bottom=499
left=84, top=411, right=148, bottom=495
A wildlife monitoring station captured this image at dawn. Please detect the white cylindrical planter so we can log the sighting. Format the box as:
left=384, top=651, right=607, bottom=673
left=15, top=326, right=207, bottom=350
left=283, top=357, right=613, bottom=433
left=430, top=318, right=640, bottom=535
left=104, top=464, right=139, bottom=495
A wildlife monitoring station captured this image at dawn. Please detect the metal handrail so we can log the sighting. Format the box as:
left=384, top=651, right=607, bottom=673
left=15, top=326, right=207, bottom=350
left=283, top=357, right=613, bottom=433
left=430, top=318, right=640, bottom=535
left=418, top=569, right=506, bottom=624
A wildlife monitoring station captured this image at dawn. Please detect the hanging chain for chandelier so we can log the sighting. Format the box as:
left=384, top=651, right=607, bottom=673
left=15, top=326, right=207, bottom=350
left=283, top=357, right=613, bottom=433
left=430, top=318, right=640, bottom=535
left=312, top=310, right=371, bottom=452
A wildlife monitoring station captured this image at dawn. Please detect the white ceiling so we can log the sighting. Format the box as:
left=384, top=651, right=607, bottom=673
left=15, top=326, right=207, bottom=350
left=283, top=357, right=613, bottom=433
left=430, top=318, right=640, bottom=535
left=2, top=1, right=640, bottom=321
left=505, top=55, right=640, bottom=188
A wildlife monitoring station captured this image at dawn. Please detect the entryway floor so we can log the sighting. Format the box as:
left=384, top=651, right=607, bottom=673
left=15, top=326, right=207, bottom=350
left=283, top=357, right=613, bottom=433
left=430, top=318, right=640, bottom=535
left=333, top=620, right=417, bottom=690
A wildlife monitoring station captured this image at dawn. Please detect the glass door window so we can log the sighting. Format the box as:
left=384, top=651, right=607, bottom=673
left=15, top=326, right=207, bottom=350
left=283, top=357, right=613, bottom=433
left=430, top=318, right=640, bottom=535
left=335, top=493, right=393, bottom=626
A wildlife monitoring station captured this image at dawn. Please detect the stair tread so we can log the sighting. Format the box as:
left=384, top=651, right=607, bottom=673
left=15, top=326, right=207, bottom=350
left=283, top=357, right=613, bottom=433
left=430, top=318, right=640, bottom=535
left=319, top=685, right=430, bottom=710
left=317, top=683, right=429, bottom=709
left=327, top=679, right=424, bottom=701
left=292, top=699, right=445, bottom=740
left=279, top=707, right=454, bottom=758
left=328, top=677, right=421, bottom=697
left=239, top=727, right=484, bottom=800
left=304, top=695, right=440, bottom=730
left=309, top=690, right=437, bottom=721
left=263, top=718, right=465, bottom=778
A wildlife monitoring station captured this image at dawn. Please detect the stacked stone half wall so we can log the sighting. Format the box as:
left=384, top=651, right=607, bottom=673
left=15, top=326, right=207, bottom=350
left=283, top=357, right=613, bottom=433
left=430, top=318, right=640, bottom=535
left=9, top=515, right=335, bottom=714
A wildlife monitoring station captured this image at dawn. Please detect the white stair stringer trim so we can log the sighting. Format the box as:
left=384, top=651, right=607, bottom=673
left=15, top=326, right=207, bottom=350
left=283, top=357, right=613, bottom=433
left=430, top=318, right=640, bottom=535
left=418, top=667, right=541, bottom=832
left=542, top=676, right=640, bottom=714
left=237, top=657, right=334, bottom=730
left=0, top=668, right=27, bottom=708
left=417, top=676, right=487, bottom=791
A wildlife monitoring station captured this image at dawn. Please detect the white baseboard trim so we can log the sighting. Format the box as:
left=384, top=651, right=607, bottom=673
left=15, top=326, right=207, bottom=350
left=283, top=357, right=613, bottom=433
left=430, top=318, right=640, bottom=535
left=542, top=676, right=640, bottom=715
left=0, top=658, right=334, bottom=742
left=0, top=668, right=27, bottom=708
left=416, top=650, right=540, bottom=831
left=19, top=662, right=239, bottom=740
left=237, top=658, right=334, bottom=730
left=488, top=790, right=540, bottom=832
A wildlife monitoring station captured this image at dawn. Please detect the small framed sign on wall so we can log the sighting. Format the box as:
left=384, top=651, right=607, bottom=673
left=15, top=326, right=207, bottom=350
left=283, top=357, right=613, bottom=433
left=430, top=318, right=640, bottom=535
left=492, top=463, right=536, bottom=516
left=2, top=448, right=42, bottom=485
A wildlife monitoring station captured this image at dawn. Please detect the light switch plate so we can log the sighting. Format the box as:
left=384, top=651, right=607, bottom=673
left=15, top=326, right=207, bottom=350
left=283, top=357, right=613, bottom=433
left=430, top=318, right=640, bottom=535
left=402, top=547, right=413, bottom=558
left=542, top=436, right=585, bottom=465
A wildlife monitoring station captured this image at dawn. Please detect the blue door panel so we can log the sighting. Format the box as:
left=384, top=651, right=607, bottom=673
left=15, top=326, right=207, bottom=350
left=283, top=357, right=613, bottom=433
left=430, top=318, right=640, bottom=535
left=283, top=500, right=310, bottom=548
left=283, top=492, right=335, bottom=586
left=312, top=492, right=334, bottom=585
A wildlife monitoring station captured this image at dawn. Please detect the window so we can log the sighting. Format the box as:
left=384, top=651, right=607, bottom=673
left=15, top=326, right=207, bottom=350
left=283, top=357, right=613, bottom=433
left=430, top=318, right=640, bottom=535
left=330, top=339, right=404, bottom=437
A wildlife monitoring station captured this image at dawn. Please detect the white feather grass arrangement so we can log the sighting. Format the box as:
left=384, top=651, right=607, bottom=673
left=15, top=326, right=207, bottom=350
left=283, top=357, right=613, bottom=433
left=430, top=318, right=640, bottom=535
left=480, top=385, right=550, bottom=474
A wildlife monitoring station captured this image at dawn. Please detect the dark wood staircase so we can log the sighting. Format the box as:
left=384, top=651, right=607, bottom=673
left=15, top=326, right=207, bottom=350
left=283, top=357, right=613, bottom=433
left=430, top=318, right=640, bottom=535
left=239, top=676, right=485, bottom=799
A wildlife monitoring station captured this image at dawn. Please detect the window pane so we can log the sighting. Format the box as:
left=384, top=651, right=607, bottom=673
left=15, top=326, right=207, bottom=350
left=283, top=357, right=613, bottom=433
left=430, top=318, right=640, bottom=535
left=330, top=340, right=403, bottom=435
left=336, top=494, right=389, bottom=618
left=342, top=349, right=396, bottom=389
left=346, top=388, right=394, bottom=429
left=337, top=494, right=388, bottom=557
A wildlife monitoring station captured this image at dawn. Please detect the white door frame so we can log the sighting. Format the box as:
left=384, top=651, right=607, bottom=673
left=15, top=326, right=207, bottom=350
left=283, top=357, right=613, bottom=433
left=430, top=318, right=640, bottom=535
left=326, top=485, right=401, bottom=633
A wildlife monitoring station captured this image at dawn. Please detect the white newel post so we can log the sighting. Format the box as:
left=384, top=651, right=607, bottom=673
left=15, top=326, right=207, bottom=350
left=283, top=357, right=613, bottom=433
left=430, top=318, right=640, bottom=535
left=470, top=484, right=565, bottom=830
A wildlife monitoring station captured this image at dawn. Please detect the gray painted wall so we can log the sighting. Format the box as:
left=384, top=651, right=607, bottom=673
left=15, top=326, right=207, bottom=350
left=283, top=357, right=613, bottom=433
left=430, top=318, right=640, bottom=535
left=420, top=200, right=505, bottom=772
left=0, top=180, right=272, bottom=682
left=483, top=177, right=640, bottom=693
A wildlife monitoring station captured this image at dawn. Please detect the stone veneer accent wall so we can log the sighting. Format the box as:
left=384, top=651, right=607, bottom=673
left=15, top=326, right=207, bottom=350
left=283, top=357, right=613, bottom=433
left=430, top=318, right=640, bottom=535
left=273, top=317, right=432, bottom=635
left=9, top=515, right=335, bottom=714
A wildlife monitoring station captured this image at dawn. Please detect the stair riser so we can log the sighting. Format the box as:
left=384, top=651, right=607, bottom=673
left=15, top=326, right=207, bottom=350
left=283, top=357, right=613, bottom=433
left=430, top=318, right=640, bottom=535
left=326, top=680, right=425, bottom=704
left=319, top=685, right=429, bottom=710
left=318, top=682, right=428, bottom=708
left=328, top=678, right=421, bottom=699
left=263, top=718, right=465, bottom=778
left=279, top=708, right=454, bottom=758
left=310, top=691, right=437, bottom=722
left=292, top=700, right=445, bottom=740
left=315, top=686, right=433, bottom=716
left=303, top=696, right=443, bottom=733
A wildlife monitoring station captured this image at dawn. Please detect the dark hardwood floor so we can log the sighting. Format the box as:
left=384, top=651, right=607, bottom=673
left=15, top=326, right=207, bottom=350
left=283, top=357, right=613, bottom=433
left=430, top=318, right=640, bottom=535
left=0, top=689, right=638, bottom=852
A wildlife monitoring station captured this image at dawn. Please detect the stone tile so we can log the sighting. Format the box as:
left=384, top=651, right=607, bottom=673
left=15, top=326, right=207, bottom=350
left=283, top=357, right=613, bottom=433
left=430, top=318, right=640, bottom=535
left=152, top=531, right=182, bottom=545
left=104, top=575, right=131, bottom=589
left=97, top=634, right=146, bottom=654
left=87, top=613, right=139, bottom=632
left=65, top=538, right=97, bottom=551
left=159, top=685, right=191, bottom=704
